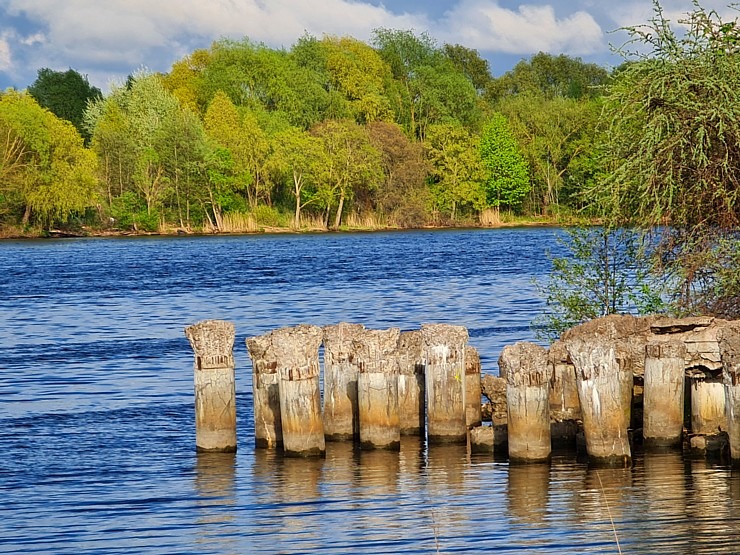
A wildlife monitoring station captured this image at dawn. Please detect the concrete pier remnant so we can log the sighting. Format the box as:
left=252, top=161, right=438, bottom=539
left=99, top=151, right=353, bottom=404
left=322, top=322, right=365, bottom=441
left=548, top=340, right=581, bottom=447
left=274, top=325, right=325, bottom=457
left=355, top=328, right=402, bottom=450
left=396, top=330, right=425, bottom=436
left=564, top=316, right=636, bottom=467
left=500, top=342, right=551, bottom=463
left=690, top=374, right=727, bottom=435
left=643, top=340, right=687, bottom=449
left=465, top=346, right=483, bottom=429
left=185, top=320, right=237, bottom=452
left=719, top=323, right=740, bottom=462
left=246, top=331, right=282, bottom=448
left=421, top=323, right=469, bottom=444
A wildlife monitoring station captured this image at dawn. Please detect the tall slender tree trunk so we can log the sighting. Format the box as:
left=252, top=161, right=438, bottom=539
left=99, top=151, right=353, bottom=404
left=293, top=171, right=302, bottom=229
left=333, top=190, right=345, bottom=230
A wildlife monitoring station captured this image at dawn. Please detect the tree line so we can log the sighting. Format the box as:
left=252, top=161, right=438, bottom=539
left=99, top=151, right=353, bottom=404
left=0, top=30, right=609, bottom=233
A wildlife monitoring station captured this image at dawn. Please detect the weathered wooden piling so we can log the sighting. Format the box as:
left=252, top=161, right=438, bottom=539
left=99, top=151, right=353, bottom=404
left=548, top=341, right=581, bottom=447
left=719, top=323, right=740, bottom=461
left=422, top=323, right=469, bottom=444
left=564, top=316, right=634, bottom=467
left=465, top=346, right=483, bottom=429
left=185, top=320, right=237, bottom=452
left=273, top=325, right=325, bottom=457
left=690, top=374, right=727, bottom=435
left=246, top=332, right=281, bottom=448
left=500, top=342, right=551, bottom=463
left=396, top=330, right=425, bottom=436
left=643, top=340, right=687, bottom=448
left=355, top=328, right=401, bottom=450
left=322, top=322, right=365, bottom=441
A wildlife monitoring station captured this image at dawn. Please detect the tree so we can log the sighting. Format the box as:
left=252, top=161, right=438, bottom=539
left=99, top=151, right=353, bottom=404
left=320, top=36, right=394, bottom=123
left=27, top=68, right=102, bottom=143
left=311, top=119, right=382, bottom=229
left=592, top=0, right=740, bottom=317
left=479, top=113, right=530, bottom=213
left=203, top=91, right=270, bottom=209
left=499, top=95, right=599, bottom=214
left=0, top=91, right=98, bottom=226
left=269, top=126, right=325, bottom=227
left=85, top=72, right=201, bottom=230
left=372, top=29, right=480, bottom=138
left=534, top=226, right=663, bottom=341
left=490, top=52, right=609, bottom=102
left=425, top=123, right=486, bottom=222
left=442, top=43, right=494, bottom=94
left=366, top=120, right=430, bottom=227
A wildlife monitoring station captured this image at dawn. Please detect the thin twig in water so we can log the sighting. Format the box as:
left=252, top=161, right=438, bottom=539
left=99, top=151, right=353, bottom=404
left=428, top=507, right=441, bottom=554
left=596, top=470, right=623, bottom=555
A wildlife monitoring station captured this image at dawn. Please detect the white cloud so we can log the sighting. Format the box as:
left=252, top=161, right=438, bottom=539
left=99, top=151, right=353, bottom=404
left=0, top=35, right=11, bottom=72
left=2, top=0, right=615, bottom=89
left=20, top=32, right=45, bottom=47
left=438, top=0, right=603, bottom=55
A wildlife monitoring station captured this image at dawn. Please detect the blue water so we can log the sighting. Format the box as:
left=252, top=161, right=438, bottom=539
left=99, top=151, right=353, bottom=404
left=1, top=228, right=738, bottom=554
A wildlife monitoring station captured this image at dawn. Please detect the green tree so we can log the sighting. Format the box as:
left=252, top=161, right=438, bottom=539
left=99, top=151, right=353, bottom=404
left=27, top=68, right=102, bottom=143
left=490, top=52, right=609, bottom=101
left=479, top=113, right=530, bottom=213
left=372, top=29, right=480, bottom=138
left=311, top=119, right=382, bottom=229
left=593, top=0, right=740, bottom=317
left=500, top=95, right=599, bottom=215
left=534, top=226, right=663, bottom=341
left=0, top=91, right=98, bottom=227
left=425, top=122, right=485, bottom=222
left=204, top=91, right=270, bottom=209
left=269, top=126, right=325, bottom=227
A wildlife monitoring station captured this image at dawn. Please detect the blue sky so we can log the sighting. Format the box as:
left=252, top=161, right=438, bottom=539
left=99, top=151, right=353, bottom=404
left=0, top=1, right=736, bottom=93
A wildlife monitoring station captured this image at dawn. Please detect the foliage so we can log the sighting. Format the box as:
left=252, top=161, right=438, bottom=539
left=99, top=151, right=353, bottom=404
left=28, top=68, right=102, bottom=143
left=0, top=91, right=98, bottom=226
left=500, top=94, right=600, bottom=215
left=425, top=123, right=486, bottom=221
left=479, top=113, right=530, bottom=212
left=490, top=52, right=609, bottom=101
left=592, top=0, right=740, bottom=317
left=534, top=226, right=665, bottom=341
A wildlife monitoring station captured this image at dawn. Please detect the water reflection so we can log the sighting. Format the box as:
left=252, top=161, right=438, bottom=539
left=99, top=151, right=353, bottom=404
left=506, top=462, right=550, bottom=523
left=194, top=452, right=237, bottom=554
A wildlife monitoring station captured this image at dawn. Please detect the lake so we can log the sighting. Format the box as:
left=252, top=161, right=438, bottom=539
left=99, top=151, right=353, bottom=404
left=1, top=228, right=739, bottom=554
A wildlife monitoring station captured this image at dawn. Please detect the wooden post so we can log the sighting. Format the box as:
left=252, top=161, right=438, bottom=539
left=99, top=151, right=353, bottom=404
left=548, top=340, right=581, bottom=447
left=643, top=340, right=687, bottom=449
left=355, top=328, right=401, bottom=450
left=185, top=320, right=237, bottom=453
left=396, top=330, right=425, bottom=436
left=465, top=346, right=483, bottom=429
left=565, top=320, right=633, bottom=467
left=274, top=325, right=325, bottom=457
left=690, top=375, right=727, bottom=434
left=422, top=324, right=468, bottom=444
left=500, top=342, right=551, bottom=463
left=719, top=323, right=740, bottom=462
left=322, top=322, right=364, bottom=441
left=246, top=332, right=281, bottom=448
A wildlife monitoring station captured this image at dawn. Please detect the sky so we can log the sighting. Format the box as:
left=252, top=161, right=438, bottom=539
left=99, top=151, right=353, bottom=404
left=0, top=0, right=737, bottom=93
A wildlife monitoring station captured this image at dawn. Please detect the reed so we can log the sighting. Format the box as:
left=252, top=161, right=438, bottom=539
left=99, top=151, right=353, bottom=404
left=344, top=212, right=386, bottom=230
left=220, top=212, right=258, bottom=233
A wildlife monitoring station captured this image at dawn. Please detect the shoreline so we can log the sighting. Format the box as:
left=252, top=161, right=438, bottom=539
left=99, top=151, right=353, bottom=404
left=0, top=217, right=575, bottom=241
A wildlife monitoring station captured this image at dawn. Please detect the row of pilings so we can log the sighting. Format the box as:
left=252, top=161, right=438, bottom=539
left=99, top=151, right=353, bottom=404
left=184, top=315, right=740, bottom=467
left=474, top=315, right=740, bottom=467
left=185, top=321, right=482, bottom=456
